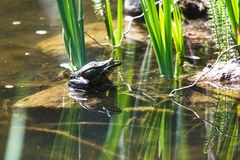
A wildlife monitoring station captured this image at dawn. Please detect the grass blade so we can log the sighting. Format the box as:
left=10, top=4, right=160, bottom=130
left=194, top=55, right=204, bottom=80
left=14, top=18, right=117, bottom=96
left=56, top=0, right=86, bottom=69
left=105, top=0, right=116, bottom=45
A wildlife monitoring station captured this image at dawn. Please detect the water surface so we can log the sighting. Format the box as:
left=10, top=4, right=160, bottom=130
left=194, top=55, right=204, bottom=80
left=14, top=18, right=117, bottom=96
left=0, top=1, right=239, bottom=160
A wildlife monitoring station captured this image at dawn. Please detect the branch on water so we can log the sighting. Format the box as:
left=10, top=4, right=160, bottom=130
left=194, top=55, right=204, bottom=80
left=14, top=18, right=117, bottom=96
left=172, top=100, right=240, bottom=138
left=169, top=44, right=240, bottom=97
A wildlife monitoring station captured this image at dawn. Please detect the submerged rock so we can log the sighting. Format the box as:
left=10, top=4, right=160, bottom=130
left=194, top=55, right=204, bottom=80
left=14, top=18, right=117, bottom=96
left=13, top=83, right=73, bottom=108
left=36, top=21, right=108, bottom=59
left=13, top=81, right=121, bottom=117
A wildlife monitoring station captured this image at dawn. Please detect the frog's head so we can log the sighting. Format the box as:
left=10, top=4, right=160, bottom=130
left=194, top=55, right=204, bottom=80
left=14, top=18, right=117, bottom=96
left=100, top=58, right=121, bottom=76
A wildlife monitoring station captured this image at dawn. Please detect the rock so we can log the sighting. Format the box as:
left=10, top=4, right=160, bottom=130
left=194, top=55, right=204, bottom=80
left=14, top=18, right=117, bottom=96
left=199, top=57, right=240, bottom=84
left=208, top=61, right=239, bottom=82
left=13, top=83, right=74, bottom=108
left=178, top=0, right=208, bottom=19
left=124, top=0, right=208, bottom=19
left=124, top=0, right=142, bottom=17
left=189, top=57, right=240, bottom=99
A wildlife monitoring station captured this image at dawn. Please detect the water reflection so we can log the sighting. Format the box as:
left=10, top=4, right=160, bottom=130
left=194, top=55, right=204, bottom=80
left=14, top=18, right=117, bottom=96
left=3, top=77, right=30, bottom=160
left=99, top=41, right=136, bottom=160
left=68, top=88, right=121, bottom=117
left=203, top=95, right=239, bottom=159
left=2, top=42, right=239, bottom=160
left=54, top=40, right=186, bottom=160
left=51, top=106, right=81, bottom=160
left=4, top=108, right=26, bottom=160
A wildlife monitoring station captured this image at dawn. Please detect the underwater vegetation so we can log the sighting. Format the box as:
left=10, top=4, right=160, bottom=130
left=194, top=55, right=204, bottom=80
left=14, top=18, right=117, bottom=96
left=203, top=96, right=239, bottom=159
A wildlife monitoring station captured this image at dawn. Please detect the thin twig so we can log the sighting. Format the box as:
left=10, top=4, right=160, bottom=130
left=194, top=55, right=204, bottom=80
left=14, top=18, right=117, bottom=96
left=173, top=100, right=240, bottom=138
left=117, top=72, right=156, bottom=101
left=169, top=44, right=240, bottom=97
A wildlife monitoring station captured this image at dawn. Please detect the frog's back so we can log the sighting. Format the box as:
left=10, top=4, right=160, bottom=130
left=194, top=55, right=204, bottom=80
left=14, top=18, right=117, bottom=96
left=70, top=61, right=100, bottom=78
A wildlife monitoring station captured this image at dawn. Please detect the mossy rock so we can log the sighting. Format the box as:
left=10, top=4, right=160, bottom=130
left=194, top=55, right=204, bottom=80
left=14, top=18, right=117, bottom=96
left=189, top=57, right=240, bottom=99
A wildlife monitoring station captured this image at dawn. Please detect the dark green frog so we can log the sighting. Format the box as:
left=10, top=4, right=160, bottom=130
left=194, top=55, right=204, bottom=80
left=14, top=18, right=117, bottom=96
left=68, top=58, right=121, bottom=92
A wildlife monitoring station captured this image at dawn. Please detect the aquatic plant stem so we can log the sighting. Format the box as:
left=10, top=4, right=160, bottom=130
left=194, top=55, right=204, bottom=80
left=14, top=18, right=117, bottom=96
left=172, top=4, right=184, bottom=78
left=78, top=0, right=86, bottom=64
left=117, top=0, right=123, bottom=44
left=56, top=0, right=86, bottom=68
left=105, top=0, right=116, bottom=45
left=163, top=0, right=173, bottom=77
left=224, top=0, right=240, bottom=44
left=84, top=1, right=162, bottom=49
left=169, top=44, right=240, bottom=97
left=141, top=0, right=174, bottom=76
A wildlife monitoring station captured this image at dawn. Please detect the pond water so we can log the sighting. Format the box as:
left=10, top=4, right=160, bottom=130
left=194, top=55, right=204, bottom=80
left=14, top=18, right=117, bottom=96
left=0, top=1, right=239, bottom=160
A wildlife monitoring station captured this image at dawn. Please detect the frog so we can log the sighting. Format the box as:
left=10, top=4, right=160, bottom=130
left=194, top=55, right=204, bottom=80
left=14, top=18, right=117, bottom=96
left=68, top=58, right=121, bottom=92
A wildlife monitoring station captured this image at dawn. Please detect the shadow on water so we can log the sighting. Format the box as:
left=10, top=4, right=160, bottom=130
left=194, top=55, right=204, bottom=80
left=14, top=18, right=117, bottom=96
left=0, top=1, right=239, bottom=160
